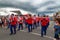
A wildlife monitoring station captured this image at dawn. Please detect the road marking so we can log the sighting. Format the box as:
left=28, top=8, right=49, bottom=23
left=31, top=33, right=54, bottom=39
left=20, top=30, right=54, bottom=40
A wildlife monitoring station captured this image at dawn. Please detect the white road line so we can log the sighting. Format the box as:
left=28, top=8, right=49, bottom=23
left=20, top=30, right=54, bottom=40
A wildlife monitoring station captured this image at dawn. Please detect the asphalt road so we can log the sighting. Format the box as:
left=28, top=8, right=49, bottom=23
left=0, top=21, right=54, bottom=40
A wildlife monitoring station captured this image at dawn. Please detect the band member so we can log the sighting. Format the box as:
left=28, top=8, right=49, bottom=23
left=46, top=15, right=50, bottom=30
left=33, top=15, right=37, bottom=29
left=18, top=15, right=23, bottom=31
left=24, top=15, right=28, bottom=28
left=9, top=14, right=17, bottom=35
left=26, top=14, right=33, bottom=32
left=40, top=15, right=49, bottom=37
left=36, top=14, right=41, bottom=27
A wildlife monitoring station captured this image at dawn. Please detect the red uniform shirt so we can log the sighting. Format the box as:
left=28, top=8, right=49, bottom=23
left=10, top=16, right=17, bottom=26
left=36, top=17, right=41, bottom=22
left=41, top=17, right=49, bottom=26
left=25, top=16, right=29, bottom=23
left=46, top=17, right=50, bottom=22
left=27, top=18, right=33, bottom=24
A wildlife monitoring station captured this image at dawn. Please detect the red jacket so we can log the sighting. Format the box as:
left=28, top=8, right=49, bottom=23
left=36, top=17, right=41, bottom=22
left=26, top=18, right=33, bottom=24
left=46, top=17, right=50, bottom=22
left=10, top=16, right=17, bottom=26
left=41, top=17, right=49, bottom=26
left=24, top=17, right=28, bottom=23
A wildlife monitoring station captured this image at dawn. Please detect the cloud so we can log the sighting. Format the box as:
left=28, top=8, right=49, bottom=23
left=36, top=0, right=60, bottom=14
left=30, top=0, right=49, bottom=7
left=0, top=0, right=60, bottom=15
left=16, top=0, right=29, bottom=3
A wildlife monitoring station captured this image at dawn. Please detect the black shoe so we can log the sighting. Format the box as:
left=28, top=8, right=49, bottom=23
left=41, top=35, right=43, bottom=37
left=30, top=30, right=32, bottom=32
left=9, top=33, right=13, bottom=35
left=32, top=28, right=35, bottom=29
left=13, top=33, right=16, bottom=35
left=28, top=31, right=30, bottom=32
left=44, top=34, right=46, bottom=36
left=17, top=29, right=20, bottom=31
left=21, top=29, right=23, bottom=30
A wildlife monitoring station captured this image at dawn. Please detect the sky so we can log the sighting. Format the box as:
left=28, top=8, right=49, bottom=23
left=0, top=0, right=60, bottom=15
